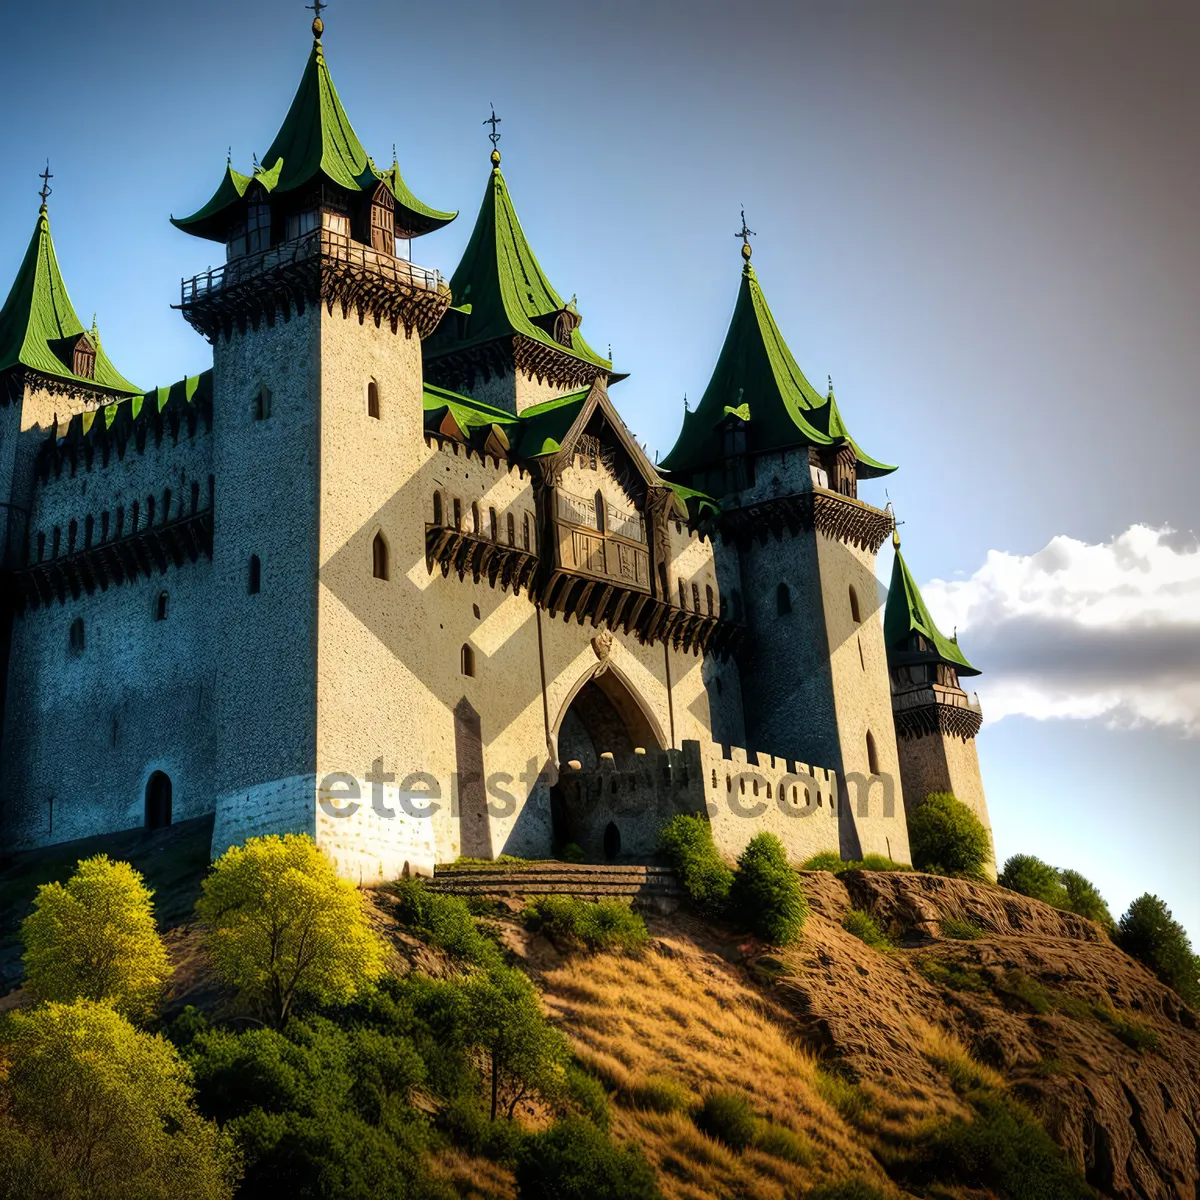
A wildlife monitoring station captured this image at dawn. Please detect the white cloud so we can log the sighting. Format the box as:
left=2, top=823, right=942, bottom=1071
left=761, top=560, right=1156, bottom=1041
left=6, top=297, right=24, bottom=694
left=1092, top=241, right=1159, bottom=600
left=919, top=524, right=1200, bottom=736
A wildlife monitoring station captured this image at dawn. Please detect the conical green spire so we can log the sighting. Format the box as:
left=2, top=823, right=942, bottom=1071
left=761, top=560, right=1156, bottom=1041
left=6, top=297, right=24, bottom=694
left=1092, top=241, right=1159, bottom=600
left=884, top=540, right=978, bottom=675
left=424, top=160, right=610, bottom=371
left=660, top=255, right=893, bottom=477
left=0, top=206, right=139, bottom=395
left=173, top=37, right=455, bottom=241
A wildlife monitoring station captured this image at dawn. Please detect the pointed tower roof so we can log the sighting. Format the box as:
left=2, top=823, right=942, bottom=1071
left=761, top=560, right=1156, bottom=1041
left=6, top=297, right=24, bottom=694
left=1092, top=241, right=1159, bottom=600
left=884, top=538, right=979, bottom=676
left=172, top=30, right=455, bottom=242
left=424, top=154, right=611, bottom=375
left=660, top=248, right=893, bottom=477
left=0, top=204, right=139, bottom=396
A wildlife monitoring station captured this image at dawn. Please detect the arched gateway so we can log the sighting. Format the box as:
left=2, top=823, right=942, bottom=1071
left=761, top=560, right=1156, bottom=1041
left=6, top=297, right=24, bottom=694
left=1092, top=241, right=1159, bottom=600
left=553, top=667, right=664, bottom=769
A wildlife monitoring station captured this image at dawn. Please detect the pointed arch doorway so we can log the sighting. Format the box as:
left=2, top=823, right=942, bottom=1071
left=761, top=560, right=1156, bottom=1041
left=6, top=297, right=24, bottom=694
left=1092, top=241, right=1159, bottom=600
left=553, top=667, right=664, bottom=771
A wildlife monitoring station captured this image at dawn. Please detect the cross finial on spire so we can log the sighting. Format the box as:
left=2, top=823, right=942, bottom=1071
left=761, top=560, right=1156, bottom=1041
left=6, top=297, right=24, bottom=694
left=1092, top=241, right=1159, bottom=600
left=827, top=374, right=834, bottom=395
left=484, top=105, right=502, bottom=165
left=735, top=207, right=756, bottom=260
left=392, top=143, right=398, bottom=167
left=38, top=160, right=53, bottom=209
left=306, top=0, right=326, bottom=39
left=227, top=146, right=232, bottom=166
left=684, top=393, right=689, bottom=412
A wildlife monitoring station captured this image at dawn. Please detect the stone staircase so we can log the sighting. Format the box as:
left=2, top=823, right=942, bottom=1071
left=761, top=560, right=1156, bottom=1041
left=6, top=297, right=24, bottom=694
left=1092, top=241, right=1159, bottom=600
left=427, top=861, right=682, bottom=901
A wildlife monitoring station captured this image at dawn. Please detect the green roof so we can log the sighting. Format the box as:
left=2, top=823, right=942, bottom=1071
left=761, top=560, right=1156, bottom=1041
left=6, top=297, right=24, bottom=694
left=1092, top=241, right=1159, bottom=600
left=0, top=206, right=139, bottom=396
left=884, top=542, right=979, bottom=676
left=512, top=390, right=590, bottom=457
left=660, top=255, right=893, bottom=478
left=424, top=160, right=610, bottom=373
left=173, top=39, right=455, bottom=241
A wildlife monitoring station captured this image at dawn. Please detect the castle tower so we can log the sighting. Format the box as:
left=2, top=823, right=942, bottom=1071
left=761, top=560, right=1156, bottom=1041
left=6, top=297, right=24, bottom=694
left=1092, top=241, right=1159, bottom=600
left=660, top=234, right=910, bottom=863
left=883, top=533, right=994, bottom=875
left=172, top=14, right=457, bottom=876
left=422, top=140, right=614, bottom=414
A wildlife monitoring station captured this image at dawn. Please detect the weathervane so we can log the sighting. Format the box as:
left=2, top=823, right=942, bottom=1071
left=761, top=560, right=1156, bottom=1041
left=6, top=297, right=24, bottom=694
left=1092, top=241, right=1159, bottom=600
left=735, top=207, right=755, bottom=260
left=484, top=105, right=502, bottom=164
left=306, top=0, right=326, bottom=38
left=38, top=161, right=53, bottom=208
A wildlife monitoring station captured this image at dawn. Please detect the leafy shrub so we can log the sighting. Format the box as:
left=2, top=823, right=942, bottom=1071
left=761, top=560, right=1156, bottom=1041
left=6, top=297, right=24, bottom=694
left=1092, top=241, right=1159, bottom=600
left=562, top=843, right=585, bottom=863
left=391, top=877, right=503, bottom=968
left=1117, top=893, right=1200, bottom=1008
left=991, top=969, right=1054, bottom=1014
left=524, top=896, right=649, bottom=955
left=730, top=833, right=808, bottom=945
left=626, top=1073, right=692, bottom=1114
left=940, top=917, right=985, bottom=940
left=2, top=1000, right=239, bottom=1200
left=440, top=1097, right=524, bottom=1163
left=694, top=1089, right=757, bottom=1151
left=799, top=852, right=910, bottom=875
left=998, top=854, right=1070, bottom=908
left=814, top=1068, right=869, bottom=1124
left=807, top=1182, right=889, bottom=1200
left=515, top=1118, right=663, bottom=1200
left=751, top=1122, right=814, bottom=1165
left=564, top=1064, right=611, bottom=1129
left=908, top=793, right=992, bottom=879
left=197, top=834, right=386, bottom=1026
left=1060, top=869, right=1115, bottom=931
left=657, top=815, right=733, bottom=915
left=1108, top=1014, right=1160, bottom=1054
left=841, top=909, right=891, bottom=950
left=918, top=958, right=988, bottom=993
left=799, top=851, right=844, bottom=873
left=20, top=855, right=171, bottom=1020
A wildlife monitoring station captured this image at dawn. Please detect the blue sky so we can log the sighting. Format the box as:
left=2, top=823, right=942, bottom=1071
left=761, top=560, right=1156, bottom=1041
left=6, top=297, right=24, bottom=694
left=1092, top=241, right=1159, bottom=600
left=3, top=0, right=1197, bottom=938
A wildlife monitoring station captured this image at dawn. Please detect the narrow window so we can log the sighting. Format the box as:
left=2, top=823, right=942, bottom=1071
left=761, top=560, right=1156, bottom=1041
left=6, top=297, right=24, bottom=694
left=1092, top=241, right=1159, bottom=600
left=692, top=582, right=701, bottom=613
left=433, top=492, right=444, bottom=525
left=163, top=488, right=172, bottom=521
left=678, top=578, right=687, bottom=608
left=472, top=501, right=481, bottom=535
left=368, top=183, right=396, bottom=256
left=523, top=514, right=531, bottom=551
left=367, top=380, right=380, bottom=419
left=506, top=513, right=516, bottom=546
left=453, top=498, right=462, bottom=529
left=68, top=520, right=77, bottom=554
left=849, top=585, right=861, bottom=624
left=69, top=617, right=85, bottom=653
left=248, top=555, right=261, bottom=596
left=101, top=512, right=110, bottom=541
left=866, top=730, right=879, bottom=775
left=115, top=507, right=125, bottom=537
left=146, top=495, right=155, bottom=526
left=594, top=490, right=606, bottom=534
left=706, top=585, right=714, bottom=616
left=372, top=531, right=389, bottom=580
left=461, top=643, right=475, bottom=677
left=145, top=771, right=172, bottom=830
left=858, top=636, right=865, bottom=672
left=489, top=507, right=498, bottom=541
left=777, top=582, right=792, bottom=615
left=156, top=592, right=169, bottom=622
left=255, top=384, right=272, bottom=421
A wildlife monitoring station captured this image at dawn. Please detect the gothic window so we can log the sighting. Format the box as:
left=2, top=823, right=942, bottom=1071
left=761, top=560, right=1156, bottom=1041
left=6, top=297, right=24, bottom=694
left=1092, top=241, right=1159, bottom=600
left=866, top=730, right=880, bottom=775
left=69, top=617, right=85, bottom=654
left=368, top=184, right=396, bottom=256
left=248, top=555, right=261, bottom=596
left=72, top=335, right=96, bottom=379
left=594, top=491, right=606, bottom=534
left=777, top=582, right=792, bottom=615
left=367, top=380, right=380, bottom=419
left=692, top=582, right=701, bottom=613
left=145, top=771, right=172, bottom=830
left=706, top=585, right=714, bottom=615
left=255, top=384, right=272, bottom=421
left=461, top=644, right=475, bottom=677
left=156, top=592, right=169, bottom=622
left=489, top=507, right=498, bottom=541
left=472, top=502, right=481, bottom=535
left=433, top=492, right=444, bottom=525
left=849, top=585, right=861, bottom=624
left=372, top=532, right=389, bottom=581
left=523, top=514, right=531, bottom=551
left=507, top=513, right=516, bottom=546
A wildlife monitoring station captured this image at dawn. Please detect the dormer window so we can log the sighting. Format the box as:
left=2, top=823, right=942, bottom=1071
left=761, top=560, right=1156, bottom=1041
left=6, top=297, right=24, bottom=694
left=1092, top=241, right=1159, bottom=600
left=72, top=334, right=95, bottom=379
left=368, top=184, right=395, bottom=256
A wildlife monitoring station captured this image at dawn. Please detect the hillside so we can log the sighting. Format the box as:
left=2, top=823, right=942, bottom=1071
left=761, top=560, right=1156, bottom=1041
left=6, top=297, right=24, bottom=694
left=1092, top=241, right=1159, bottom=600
left=1, top=825, right=1197, bottom=1199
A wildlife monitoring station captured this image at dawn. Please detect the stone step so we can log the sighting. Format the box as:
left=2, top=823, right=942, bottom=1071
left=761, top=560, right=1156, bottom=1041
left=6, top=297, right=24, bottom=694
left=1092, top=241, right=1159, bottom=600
left=427, top=862, right=682, bottom=899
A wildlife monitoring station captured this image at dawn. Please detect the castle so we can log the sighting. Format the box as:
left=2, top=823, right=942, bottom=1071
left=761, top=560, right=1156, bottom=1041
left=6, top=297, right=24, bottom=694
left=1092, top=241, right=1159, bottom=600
left=0, top=13, right=993, bottom=881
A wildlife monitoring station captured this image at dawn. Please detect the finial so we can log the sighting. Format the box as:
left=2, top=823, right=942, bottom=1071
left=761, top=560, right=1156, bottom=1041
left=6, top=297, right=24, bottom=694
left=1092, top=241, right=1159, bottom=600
left=827, top=374, right=834, bottom=396
left=227, top=146, right=232, bottom=166
left=392, top=143, right=398, bottom=168
left=735, top=206, right=756, bottom=261
left=38, top=160, right=53, bottom=210
left=484, top=105, right=502, bottom=165
left=306, top=0, right=326, bottom=39
left=683, top=393, right=690, bottom=412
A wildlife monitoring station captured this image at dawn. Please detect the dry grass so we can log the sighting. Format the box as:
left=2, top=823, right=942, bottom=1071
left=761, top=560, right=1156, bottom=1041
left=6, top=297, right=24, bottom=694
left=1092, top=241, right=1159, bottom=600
left=540, top=948, right=896, bottom=1199
left=428, top=1148, right=516, bottom=1200
left=918, top=1023, right=1005, bottom=1094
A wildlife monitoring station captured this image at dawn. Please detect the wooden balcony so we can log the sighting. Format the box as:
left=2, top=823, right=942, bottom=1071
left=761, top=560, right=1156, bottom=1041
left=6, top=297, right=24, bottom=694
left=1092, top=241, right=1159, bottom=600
left=891, top=683, right=983, bottom=741
left=425, top=525, right=539, bottom=595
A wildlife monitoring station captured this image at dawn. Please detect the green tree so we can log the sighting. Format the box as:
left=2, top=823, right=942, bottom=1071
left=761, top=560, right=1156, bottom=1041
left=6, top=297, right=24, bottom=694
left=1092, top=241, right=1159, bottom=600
left=20, top=854, right=171, bottom=1020
left=515, top=1118, right=662, bottom=1200
left=196, top=834, right=386, bottom=1026
left=998, top=854, right=1069, bottom=908
left=1059, top=869, right=1115, bottom=931
left=908, top=793, right=992, bottom=879
left=464, top=965, right=570, bottom=1120
left=729, top=833, right=808, bottom=944
left=0, top=1000, right=238, bottom=1200
left=1117, top=894, right=1200, bottom=1008
left=657, top=815, right=733, bottom=915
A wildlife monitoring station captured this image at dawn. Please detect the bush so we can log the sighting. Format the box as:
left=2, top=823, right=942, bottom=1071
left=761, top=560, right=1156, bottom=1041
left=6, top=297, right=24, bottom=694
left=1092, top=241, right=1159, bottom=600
left=1060, top=869, right=1115, bottom=931
left=562, top=843, right=585, bottom=863
left=800, top=852, right=910, bottom=875
left=524, top=896, right=649, bottom=955
left=392, top=877, right=503, bottom=968
left=694, top=1089, right=757, bottom=1151
left=908, top=793, right=992, bottom=879
left=918, top=958, right=988, bottom=993
left=730, top=833, right=808, bottom=944
left=20, top=854, right=171, bottom=1020
left=799, top=851, right=844, bottom=873
left=1117, top=894, right=1200, bottom=1008
left=815, top=1067, right=870, bottom=1124
left=197, top=834, right=386, bottom=1026
left=626, top=1073, right=692, bottom=1114
left=841, top=909, right=891, bottom=950
left=564, top=1064, right=611, bottom=1128
left=2, top=1000, right=239, bottom=1200
left=751, top=1122, right=813, bottom=1165
left=515, top=1118, right=663, bottom=1199
left=658, top=815, right=733, bottom=915
left=998, top=855, right=1069, bottom=908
